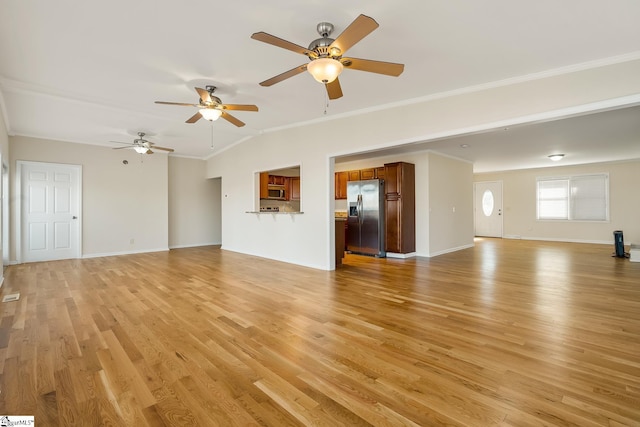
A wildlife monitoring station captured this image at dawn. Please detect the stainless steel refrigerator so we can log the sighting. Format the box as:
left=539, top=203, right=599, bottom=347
left=346, top=179, right=386, bottom=257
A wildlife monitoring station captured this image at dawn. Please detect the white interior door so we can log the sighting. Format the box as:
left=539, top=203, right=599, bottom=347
left=474, top=181, right=503, bottom=237
left=19, top=161, right=81, bottom=262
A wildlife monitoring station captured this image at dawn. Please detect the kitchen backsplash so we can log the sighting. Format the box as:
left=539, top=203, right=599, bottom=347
left=260, top=199, right=301, bottom=212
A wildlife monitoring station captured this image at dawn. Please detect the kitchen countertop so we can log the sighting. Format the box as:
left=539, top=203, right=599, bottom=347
left=246, top=211, right=304, bottom=214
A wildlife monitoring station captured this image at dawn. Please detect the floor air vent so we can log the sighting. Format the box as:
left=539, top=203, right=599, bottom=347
left=2, top=293, right=20, bottom=303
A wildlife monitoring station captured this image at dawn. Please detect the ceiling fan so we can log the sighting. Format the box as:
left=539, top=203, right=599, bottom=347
left=155, top=86, right=258, bottom=127
left=251, top=14, right=404, bottom=100
left=111, top=132, right=174, bottom=154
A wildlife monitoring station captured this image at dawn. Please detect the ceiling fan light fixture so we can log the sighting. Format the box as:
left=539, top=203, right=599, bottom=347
left=134, top=146, right=148, bottom=154
left=307, top=57, right=343, bottom=83
left=548, top=154, right=565, bottom=161
left=199, top=108, right=222, bottom=121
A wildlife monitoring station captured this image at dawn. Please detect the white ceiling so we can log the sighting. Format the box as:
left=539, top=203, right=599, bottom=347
left=1, top=0, right=639, bottom=172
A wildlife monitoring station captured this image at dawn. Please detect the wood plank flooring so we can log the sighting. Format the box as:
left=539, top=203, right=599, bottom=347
left=0, top=238, right=639, bottom=426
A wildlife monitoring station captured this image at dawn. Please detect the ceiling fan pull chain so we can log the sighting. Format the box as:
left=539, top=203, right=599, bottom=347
left=210, top=121, right=215, bottom=149
left=323, top=88, right=329, bottom=115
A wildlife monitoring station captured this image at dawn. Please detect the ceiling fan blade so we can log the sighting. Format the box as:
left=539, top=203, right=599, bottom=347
left=251, top=32, right=315, bottom=57
left=220, top=104, right=259, bottom=112
left=112, top=146, right=133, bottom=150
left=326, top=78, right=343, bottom=100
left=342, top=57, right=404, bottom=76
left=155, top=101, right=199, bottom=107
left=259, top=64, right=307, bottom=87
left=195, top=87, right=212, bottom=104
left=329, top=14, right=379, bottom=55
left=150, top=146, right=174, bottom=152
left=186, top=112, right=202, bottom=123
left=221, top=111, right=245, bottom=127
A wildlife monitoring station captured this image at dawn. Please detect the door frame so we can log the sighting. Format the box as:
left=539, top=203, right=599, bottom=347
left=1, top=157, right=5, bottom=282
left=16, top=161, right=83, bottom=264
left=474, top=180, right=503, bottom=238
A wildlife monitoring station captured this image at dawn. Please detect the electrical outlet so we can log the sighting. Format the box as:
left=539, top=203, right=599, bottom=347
left=130, top=239, right=135, bottom=244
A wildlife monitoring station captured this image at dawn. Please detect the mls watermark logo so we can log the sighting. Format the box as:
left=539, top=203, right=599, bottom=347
left=0, top=416, right=35, bottom=426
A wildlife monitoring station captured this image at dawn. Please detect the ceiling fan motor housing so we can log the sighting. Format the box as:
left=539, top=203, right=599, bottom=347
left=309, top=22, right=339, bottom=57
left=309, top=38, right=335, bottom=56
left=205, top=96, right=222, bottom=107
left=317, top=22, right=334, bottom=37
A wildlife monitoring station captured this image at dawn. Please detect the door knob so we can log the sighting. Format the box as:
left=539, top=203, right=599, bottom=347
left=72, top=216, right=77, bottom=219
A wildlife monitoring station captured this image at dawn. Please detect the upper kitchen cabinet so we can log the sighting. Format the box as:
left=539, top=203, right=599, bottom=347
left=271, top=175, right=286, bottom=186
left=348, top=170, right=361, bottom=181
left=360, top=168, right=376, bottom=180
left=259, top=172, right=269, bottom=199
left=335, top=167, right=386, bottom=200
left=260, top=166, right=300, bottom=212
left=384, top=162, right=415, bottom=254
left=335, top=171, right=349, bottom=200
left=360, top=167, right=386, bottom=180
left=289, top=177, right=300, bottom=201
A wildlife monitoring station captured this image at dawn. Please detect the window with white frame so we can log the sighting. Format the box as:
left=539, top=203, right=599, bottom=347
left=536, top=174, right=609, bottom=221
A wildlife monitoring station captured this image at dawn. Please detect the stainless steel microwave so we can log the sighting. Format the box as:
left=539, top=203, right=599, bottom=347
left=267, top=185, right=286, bottom=200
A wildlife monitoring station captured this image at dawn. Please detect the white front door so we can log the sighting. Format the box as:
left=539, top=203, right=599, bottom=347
left=474, top=181, right=503, bottom=238
left=19, top=161, right=81, bottom=262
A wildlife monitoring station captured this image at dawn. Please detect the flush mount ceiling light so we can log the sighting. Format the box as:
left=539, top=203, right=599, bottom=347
left=548, top=154, right=565, bottom=161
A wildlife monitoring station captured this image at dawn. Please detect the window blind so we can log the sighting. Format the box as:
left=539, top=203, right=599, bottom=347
left=537, top=174, right=608, bottom=221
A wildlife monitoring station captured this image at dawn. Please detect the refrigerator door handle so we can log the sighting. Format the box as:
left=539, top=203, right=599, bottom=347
left=358, top=194, right=364, bottom=225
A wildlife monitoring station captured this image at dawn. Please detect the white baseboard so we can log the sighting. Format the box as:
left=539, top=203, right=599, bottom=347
left=169, top=242, right=221, bottom=249
left=520, top=236, right=611, bottom=245
left=220, top=246, right=329, bottom=270
left=429, top=243, right=475, bottom=257
left=82, top=247, right=170, bottom=259
left=386, top=252, right=417, bottom=259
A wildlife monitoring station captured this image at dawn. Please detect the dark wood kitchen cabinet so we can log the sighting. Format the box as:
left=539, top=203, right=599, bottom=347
left=348, top=170, right=361, bottom=181
left=335, top=167, right=386, bottom=199
left=335, top=218, right=346, bottom=266
left=335, top=171, right=348, bottom=200
left=360, top=168, right=376, bottom=180
left=289, top=177, right=300, bottom=201
left=384, top=162, right=415, bottom=254
left=259, top=172, right=269, bottom=199
left=270, top=175, right=286, bottom=186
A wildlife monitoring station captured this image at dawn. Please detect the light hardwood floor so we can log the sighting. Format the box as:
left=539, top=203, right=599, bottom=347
left=0, top=238, right=639, bottom=426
